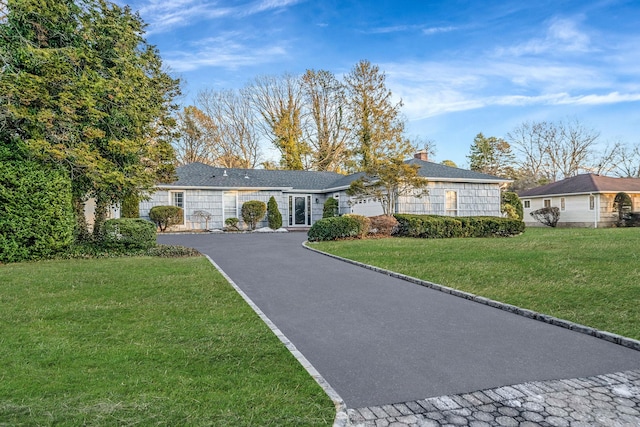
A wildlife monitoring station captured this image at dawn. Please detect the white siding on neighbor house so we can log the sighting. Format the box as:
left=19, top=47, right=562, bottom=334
left=521, top=193, right=620, bottom=227
left=397, top=182, right=502, bottom=217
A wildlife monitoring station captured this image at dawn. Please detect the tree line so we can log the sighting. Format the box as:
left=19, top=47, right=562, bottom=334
left=175, top=61, right=430, bottom=174
left=467, top=119, right=640, bottom=190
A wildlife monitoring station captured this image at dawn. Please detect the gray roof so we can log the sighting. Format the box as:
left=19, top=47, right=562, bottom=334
left=406, top=158, right=507, bottom=181
left=163, top=160, right=508, bottom=191
left=519, top=174, right=640, bottom=197
left=167, top=162, right=344, bottom=190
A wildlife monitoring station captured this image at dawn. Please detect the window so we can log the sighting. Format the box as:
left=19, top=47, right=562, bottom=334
left=543, top=199, right=551, bottom=208
left=171, top=191, right=184, bottom=209
left=523, top=200, right=530, bottom=209
left=223, top=192, right=237, bottom=220
left=589, top=195, right=595, bottom=210
left=560, top=198, right=565, bottom=211
left=445, top=190, right=457, bottom=216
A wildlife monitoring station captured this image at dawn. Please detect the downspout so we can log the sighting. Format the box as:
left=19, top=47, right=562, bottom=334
left=591, top=193, right=598, bottom=228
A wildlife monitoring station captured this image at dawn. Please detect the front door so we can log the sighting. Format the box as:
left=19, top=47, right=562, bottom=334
left=289, top=195, right=311, bottom=226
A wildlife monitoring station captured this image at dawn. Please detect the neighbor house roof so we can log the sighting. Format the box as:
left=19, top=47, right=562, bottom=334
left=161, top=160, right=509, bottom=192
left=519, top=174, right=640, bottom=197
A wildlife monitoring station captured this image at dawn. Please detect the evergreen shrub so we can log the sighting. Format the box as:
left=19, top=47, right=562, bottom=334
left=0, top=160, right=74, bottom=263
left=102, top=218, right=156, bottom=250
left=267, top=196, right=283, bottom=229
left=530, top=207, right=560, bottom=227
left=323, top=198, right=339, bottom=218
left=241, top=200, right=267, bottom=230
left=149, top=205, right=183, bottom=232
left=501, top=192, right=523, bottom=220
left=121, top=193, right=140, bottom=218
left=394, top=214, right=524, bottom=238
left=308, top=216, right=364, bottom=241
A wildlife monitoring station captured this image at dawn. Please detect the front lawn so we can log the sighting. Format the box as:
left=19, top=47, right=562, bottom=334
left=0, top=257, right=334, bottom=426
left=311, top=227, right=640, bottom=340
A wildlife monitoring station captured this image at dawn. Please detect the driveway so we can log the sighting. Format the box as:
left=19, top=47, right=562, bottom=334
left=158, top=232, right=640, bottom=409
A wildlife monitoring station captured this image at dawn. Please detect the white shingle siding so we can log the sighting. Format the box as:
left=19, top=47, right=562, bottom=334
left=398, top=182, right=501, bottom=216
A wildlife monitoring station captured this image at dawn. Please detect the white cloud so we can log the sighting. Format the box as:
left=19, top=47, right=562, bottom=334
left=164, top=33, right=289, bottom=72
left=422, top=26, right=457, bottom=35
left=131, top=0, right=302, bottom=34
left=495, top=17, right=592, bottom=57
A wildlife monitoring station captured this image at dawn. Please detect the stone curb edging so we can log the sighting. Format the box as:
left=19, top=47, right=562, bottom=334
left=302, top=242, right=640, bottom=353
left=203, top=255, right=350, bottom=427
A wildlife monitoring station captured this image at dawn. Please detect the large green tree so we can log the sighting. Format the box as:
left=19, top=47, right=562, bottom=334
left=0, top=0, right=180, bottom=239
left=344, top=60, right=428, bottom=215
left=467, top=133, right=516, bottom=178
left=344, top=60, right=406, bottom=172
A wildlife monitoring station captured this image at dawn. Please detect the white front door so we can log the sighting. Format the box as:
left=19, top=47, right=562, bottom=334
left=289, top=195, right=311, bottom=226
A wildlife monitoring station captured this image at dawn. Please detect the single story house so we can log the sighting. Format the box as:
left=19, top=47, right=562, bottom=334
left=140, top=153, right=509, bottom=231
left=519, top=173, right=640, bottom=228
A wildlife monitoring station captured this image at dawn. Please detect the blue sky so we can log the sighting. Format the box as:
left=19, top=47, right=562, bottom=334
left=119, top=0, right=640, bottom=167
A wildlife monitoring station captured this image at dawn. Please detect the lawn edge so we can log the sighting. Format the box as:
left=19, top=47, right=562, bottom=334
left=203, top=255, right=350, bottom=427
left=303, top=241, right=640, bottom=353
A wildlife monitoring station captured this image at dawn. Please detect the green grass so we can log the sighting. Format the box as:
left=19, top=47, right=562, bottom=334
left=0, top=257, right=334, bottom=426
left=311, top=227, right=640, bottom=340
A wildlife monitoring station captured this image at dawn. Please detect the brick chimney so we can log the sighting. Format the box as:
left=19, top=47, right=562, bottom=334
left=414, top=150, right=429, bottom=161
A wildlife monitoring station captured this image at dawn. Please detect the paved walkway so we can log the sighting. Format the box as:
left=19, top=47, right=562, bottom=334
left=158, top=232, right=640, bottom=426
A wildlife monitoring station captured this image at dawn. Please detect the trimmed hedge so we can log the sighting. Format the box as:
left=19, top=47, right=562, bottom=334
left=308, top=216, right=366, bottom=241
left=149, top=205, right=183, bottom=232
left=241, top=200, right=267, bottom=231
left=0, top=160, right=74, bottom=263
left=394, top=214, right=524, bottom=238
left=102, top=218, right=157, bottom=250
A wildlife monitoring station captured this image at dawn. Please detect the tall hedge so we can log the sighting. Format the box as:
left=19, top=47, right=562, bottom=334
left=267, top=196, right=282, bottom=230
left=0, top=161, right=74, bottom=262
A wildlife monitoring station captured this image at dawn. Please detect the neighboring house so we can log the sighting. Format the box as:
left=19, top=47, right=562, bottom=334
left=519, top=174, right=640, bottom=228
left=140, top=153, right=509, bottom=231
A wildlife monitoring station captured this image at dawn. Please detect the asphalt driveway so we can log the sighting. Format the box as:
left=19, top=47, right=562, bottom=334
left=158, top=232, right=640, bottom=408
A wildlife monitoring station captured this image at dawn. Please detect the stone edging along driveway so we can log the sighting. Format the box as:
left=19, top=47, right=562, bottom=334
left=302, top=241, right=640, bottom=353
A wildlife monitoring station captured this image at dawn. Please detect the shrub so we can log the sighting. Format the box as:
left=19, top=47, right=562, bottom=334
left=0, top=160, right=74, bottom=263
left=501, top=192, right=523, bottom=220
left=369, top=215, right=398, bottom=236
left=193, top=210, right=213, bottom=230
left=101, top=218, right=156, bottom=250
left=149, top=205, right=183, bottom=232
left=394, top=214, right=524, bottom=238
left=241, top=200, right=267, bottom=230
left=344, top=214, right=370, bottom=238
left=225, top=217, right=240, bottom=230
left=530, top=207, right=560, bottom=227
left=267, top=196, right=283, bottom=229
left=146, top=244, right=201, bottom=257
left=308, top=216, right=363, bottom=241
left=323, top=198, right=339, bottom=218
left=613, top=192, right=632, bottom=226
left=121, top=193, right=140, bottom=218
